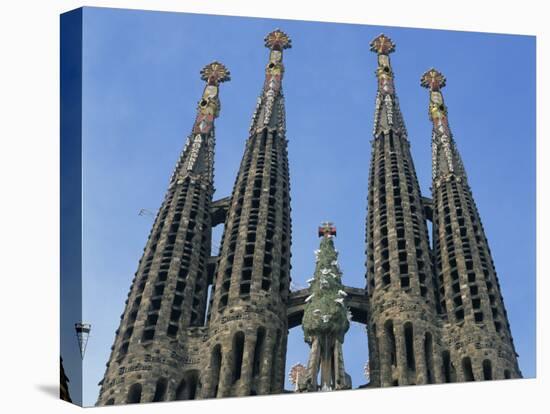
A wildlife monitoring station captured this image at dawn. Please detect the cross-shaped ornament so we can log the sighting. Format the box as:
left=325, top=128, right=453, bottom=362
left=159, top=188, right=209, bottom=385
left=200, top=61, right=231, bottom=85
left=421, top=68, right=446, bottom=91
left=264, top=29, right=292, bottom=51
left=370, top=34, right=396, bottom=55
left=318, top=222, right=337, bottom=238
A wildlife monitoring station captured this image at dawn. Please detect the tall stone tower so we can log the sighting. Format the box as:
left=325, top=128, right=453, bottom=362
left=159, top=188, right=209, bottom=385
left=421, top=68, right=522, bottom=381
left=365, top=34, right=442, bottom=387
left=200, top=29, right=293, bottom=398
left=96, top=62, right=230, bottom=406
left=93, top=30, right=525, bottom=407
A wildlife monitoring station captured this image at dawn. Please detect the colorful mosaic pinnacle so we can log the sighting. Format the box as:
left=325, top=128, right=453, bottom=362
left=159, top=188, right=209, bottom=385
left=265, top=28, right=292, bottom=50
left=192, top=62, right=230, bottom=135
left=200, top=61, right=231, bottom=85
left=421, top=68, right=446, bottom=91
left=95, top=29, right=522, bottom=407
left=370, top=33, right=396, bottom=55
left=366, top=37, right=521, bottom=389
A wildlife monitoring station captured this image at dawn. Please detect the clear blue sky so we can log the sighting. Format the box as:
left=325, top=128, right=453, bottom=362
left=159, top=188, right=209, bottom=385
left=69, top=6, right=535, bottom=406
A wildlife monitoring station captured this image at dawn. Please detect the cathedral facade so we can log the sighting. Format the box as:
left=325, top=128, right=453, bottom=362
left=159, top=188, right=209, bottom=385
left=96, top=30, right=521, bottom=406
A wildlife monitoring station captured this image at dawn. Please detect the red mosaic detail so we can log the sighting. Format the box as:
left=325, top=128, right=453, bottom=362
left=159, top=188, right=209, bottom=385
left=370, top=34, right=396, bottom=55
left=421, top=68, right=446, bottom=91
left=318, top=222, right=337, bottom=238
left=264, top=29, right=292, bottom=50
left=200, top=62, right=231, bottom=85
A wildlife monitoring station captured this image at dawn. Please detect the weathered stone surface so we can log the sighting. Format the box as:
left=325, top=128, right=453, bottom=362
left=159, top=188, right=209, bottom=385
left=422, top=68, right=521, bottom=381
left=96, top=33, right=522, bottom=407
left=96, top=62, right=230, bottom=406
left=365, top=34, right=441, bottom=388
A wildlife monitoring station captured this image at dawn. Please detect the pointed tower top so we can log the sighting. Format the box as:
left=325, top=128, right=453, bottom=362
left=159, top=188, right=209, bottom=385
left=265, top=29, right=292, bottom=50
left=170, top=61, right=230, bottom=184
left=422, top=69, right=467, bottom=183
left=421, top=68, right=446, bottom=91
left=370, top=33, right=408, bottom=138
left=318, top=222, right=337, bottom=238
left=370, top=33, right=395, bottom=55
left=200, top=61, right=231, bottom=85
left=249, top=30, right=291, bottom=133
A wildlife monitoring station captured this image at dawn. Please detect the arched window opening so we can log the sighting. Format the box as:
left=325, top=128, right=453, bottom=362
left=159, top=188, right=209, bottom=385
left=404, top=322, right=416, bottom=372
left=482, top=359, right=493, bottom=380
left=175, top=378, right=187, bottom=401
left=210, top=345, right=222, bottom=398
left=370, top=323, right=379, bottom=377
left=187, top=371, right=199, bottom=400
left=504, top=369, right=511, bottom=379
left=424, top=332, right=434, bottom=384
left=232, top=332, right=245, bottom=384
left=462, top=357, right=475, bottom=381
left=252, top=327, right=266, bottom=377
left=270, top=329, right=282, bottom=392
left=152, top=378, right=167, bottom=402
left=175, top=371, right=200, bottom=401
left=384, top=320, right=396, bottom=367
left=442, top=350, right=455, bottom=383
left=127, top=383, right=142, bottom=404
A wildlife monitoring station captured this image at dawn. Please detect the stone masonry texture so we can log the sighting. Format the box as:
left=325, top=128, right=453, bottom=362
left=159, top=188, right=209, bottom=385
left=365, top=34, right=441, bottom=388
left=96, top=32, right=522, bottom=407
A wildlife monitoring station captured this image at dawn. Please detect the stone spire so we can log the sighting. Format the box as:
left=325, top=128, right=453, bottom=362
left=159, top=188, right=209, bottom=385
left=420, top=68, right=467, bottom=186
left=422, top=69, right=521, bottom=381
left=370, top=34, right=407, bottom=139
left=365, top=34, right=441, bottom=388
left=248, top=29, right=291, bottom=134
left=96, top=62, right=229, bottom=405
left=170, top=62, right=230, bottom=184
left=299, top=223, right=351, bottom=392
left=202, top=29, right=292, bottom=398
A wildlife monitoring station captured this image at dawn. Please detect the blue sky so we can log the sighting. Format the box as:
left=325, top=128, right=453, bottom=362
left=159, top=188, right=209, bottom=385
left=69, top=7, right=535, bottom=406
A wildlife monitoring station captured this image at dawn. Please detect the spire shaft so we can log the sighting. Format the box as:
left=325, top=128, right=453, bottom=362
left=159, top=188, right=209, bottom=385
left=424, top=69, right=522, bottom=379
left=365, top=34, right=440, bottom=387
left=204, top=30, right=292, bottom=398
left=370, top=34, right=407, bottom=138
left=421, top=68, right=466, bottom=185
left=171, top=62, right=230, bottom=184
left=250, top=29, right=291, bottom=134
left=97, top=63, right=229, bottom=405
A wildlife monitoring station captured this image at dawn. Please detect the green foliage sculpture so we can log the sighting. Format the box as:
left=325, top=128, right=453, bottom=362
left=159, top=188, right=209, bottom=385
left=299, top=222, right=352, bottom=391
